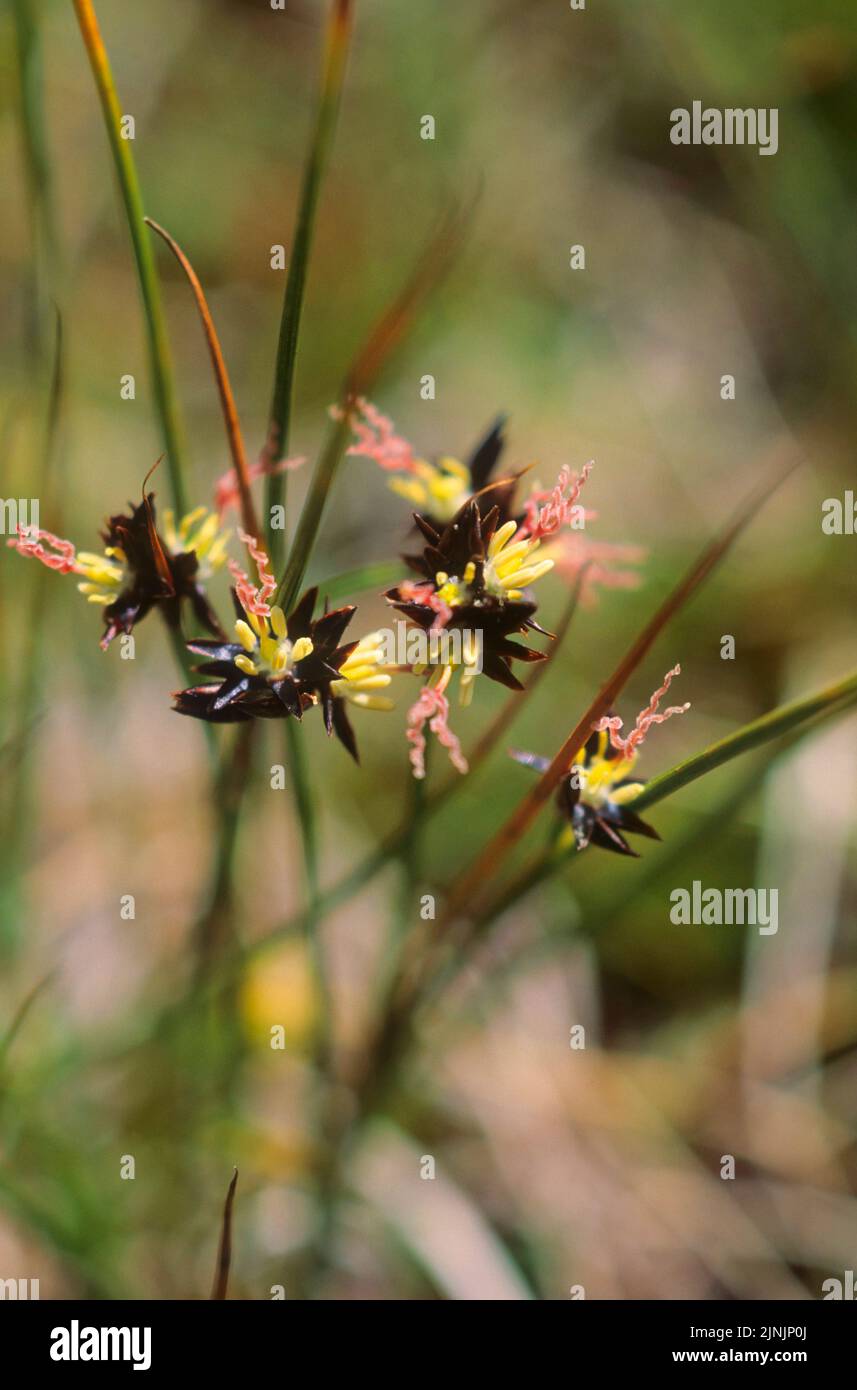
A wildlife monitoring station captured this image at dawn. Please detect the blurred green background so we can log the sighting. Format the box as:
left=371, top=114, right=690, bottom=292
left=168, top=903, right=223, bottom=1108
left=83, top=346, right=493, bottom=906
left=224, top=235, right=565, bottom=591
left=1, top=0, right=856, bottom=1299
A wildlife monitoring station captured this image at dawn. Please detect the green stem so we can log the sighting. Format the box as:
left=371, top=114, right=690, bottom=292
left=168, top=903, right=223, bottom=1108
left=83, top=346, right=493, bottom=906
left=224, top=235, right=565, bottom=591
left=283, top=721, right=331, bottom=1052
left=264, top=0, right=355, bottom=568
left=275, top=407, right=353, bottom=612
left=2, top=3, right=63, bottom=957
left=374, top=744, right=430, bottom=1010
left=283, top=718, right=342, bottom=1294
left=193, top=724, right=255, bottom=975
left=72, top=0, right=189, bottom=516
left=12, top=0, right=59, bottom=352
left=630, top=669, right=857, bottom=812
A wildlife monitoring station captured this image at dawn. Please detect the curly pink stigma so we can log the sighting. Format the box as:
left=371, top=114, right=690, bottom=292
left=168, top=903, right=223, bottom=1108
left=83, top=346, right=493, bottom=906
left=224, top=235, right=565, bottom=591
left=519, top=462, right=594, bottom=542
left=406, top=685, right=469, bottom=779
left=338, top=397, right=420, bottom=475
left=7, top=524, right=78, bottom=573
left=229, top=531, right=277, bottom=617
left=398, top=579, right=453, bottom=630
left=592, top=665, right=690, bottom=759
left=214, top=455, right=305, bottom=518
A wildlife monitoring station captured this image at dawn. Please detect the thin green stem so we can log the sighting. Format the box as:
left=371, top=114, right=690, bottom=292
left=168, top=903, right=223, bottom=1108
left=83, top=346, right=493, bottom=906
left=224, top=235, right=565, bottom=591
left=12, top=0, right=59, bottom=352
left=373, top=744, right=430, bottom=1012
left=275, top=407, right=353, bottom=612
left=629, top=670, right=857, bottom=812
left=193, top=724, right=255, bottom=976
left=72, top=0, right=189, bottom=516
left=2, top=2, right=63, bottom=956
left=264, top=0, right=355, bottom=568
left=283, top=718, right=341, bottom=1294
left=283, top=720, right=332, bottom=1056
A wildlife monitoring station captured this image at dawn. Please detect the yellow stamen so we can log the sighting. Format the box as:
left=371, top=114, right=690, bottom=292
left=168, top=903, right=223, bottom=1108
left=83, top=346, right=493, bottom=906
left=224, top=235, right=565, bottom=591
left=487, top=520, right=518, bottom=557
left=235, top=620, right=257, bottom=652
left=389, top=478, right=428, bottom=507
left=342, top=691, right=395, bottom=711
left=610, top=782, right=645, bottom=805
left=291, top=636, right=314, bottom=663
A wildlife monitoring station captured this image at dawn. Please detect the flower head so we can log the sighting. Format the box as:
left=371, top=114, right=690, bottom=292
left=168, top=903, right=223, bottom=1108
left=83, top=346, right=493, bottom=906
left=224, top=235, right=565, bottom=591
left=387, top=496, right=553, bottom=709
left=7, top=496, right=229, bottom=649
left=174, top=552, right=393, bottom=760
left=511, top=667, right=689, bottom=856
left=346, top=398, right=515, bottom=528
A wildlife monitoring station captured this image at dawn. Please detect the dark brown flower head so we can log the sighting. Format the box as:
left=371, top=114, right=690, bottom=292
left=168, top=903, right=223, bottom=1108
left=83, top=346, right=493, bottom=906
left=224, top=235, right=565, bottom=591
left=510, top=667, right=690, bottom=856
left=6, top=495, right=230, bottom=649
left=97, top=497, right=227, bottom=648
left=386, top=495, right=554, bottom=693
left=173, top=585, right=394, bottom=761
left=510, top=736, right=658, bottom=858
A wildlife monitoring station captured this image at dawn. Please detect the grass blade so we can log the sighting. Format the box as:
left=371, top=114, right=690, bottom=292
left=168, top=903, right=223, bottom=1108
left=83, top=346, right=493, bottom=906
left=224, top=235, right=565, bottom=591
left=0, top=972, right=54, bottom=1070
left=210, top=1168, right=238, bottom=1300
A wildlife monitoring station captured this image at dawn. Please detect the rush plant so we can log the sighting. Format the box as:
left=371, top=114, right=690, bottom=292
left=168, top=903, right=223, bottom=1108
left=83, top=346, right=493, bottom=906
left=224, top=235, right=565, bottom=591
left=4, top=0, right=856, bottom=1303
